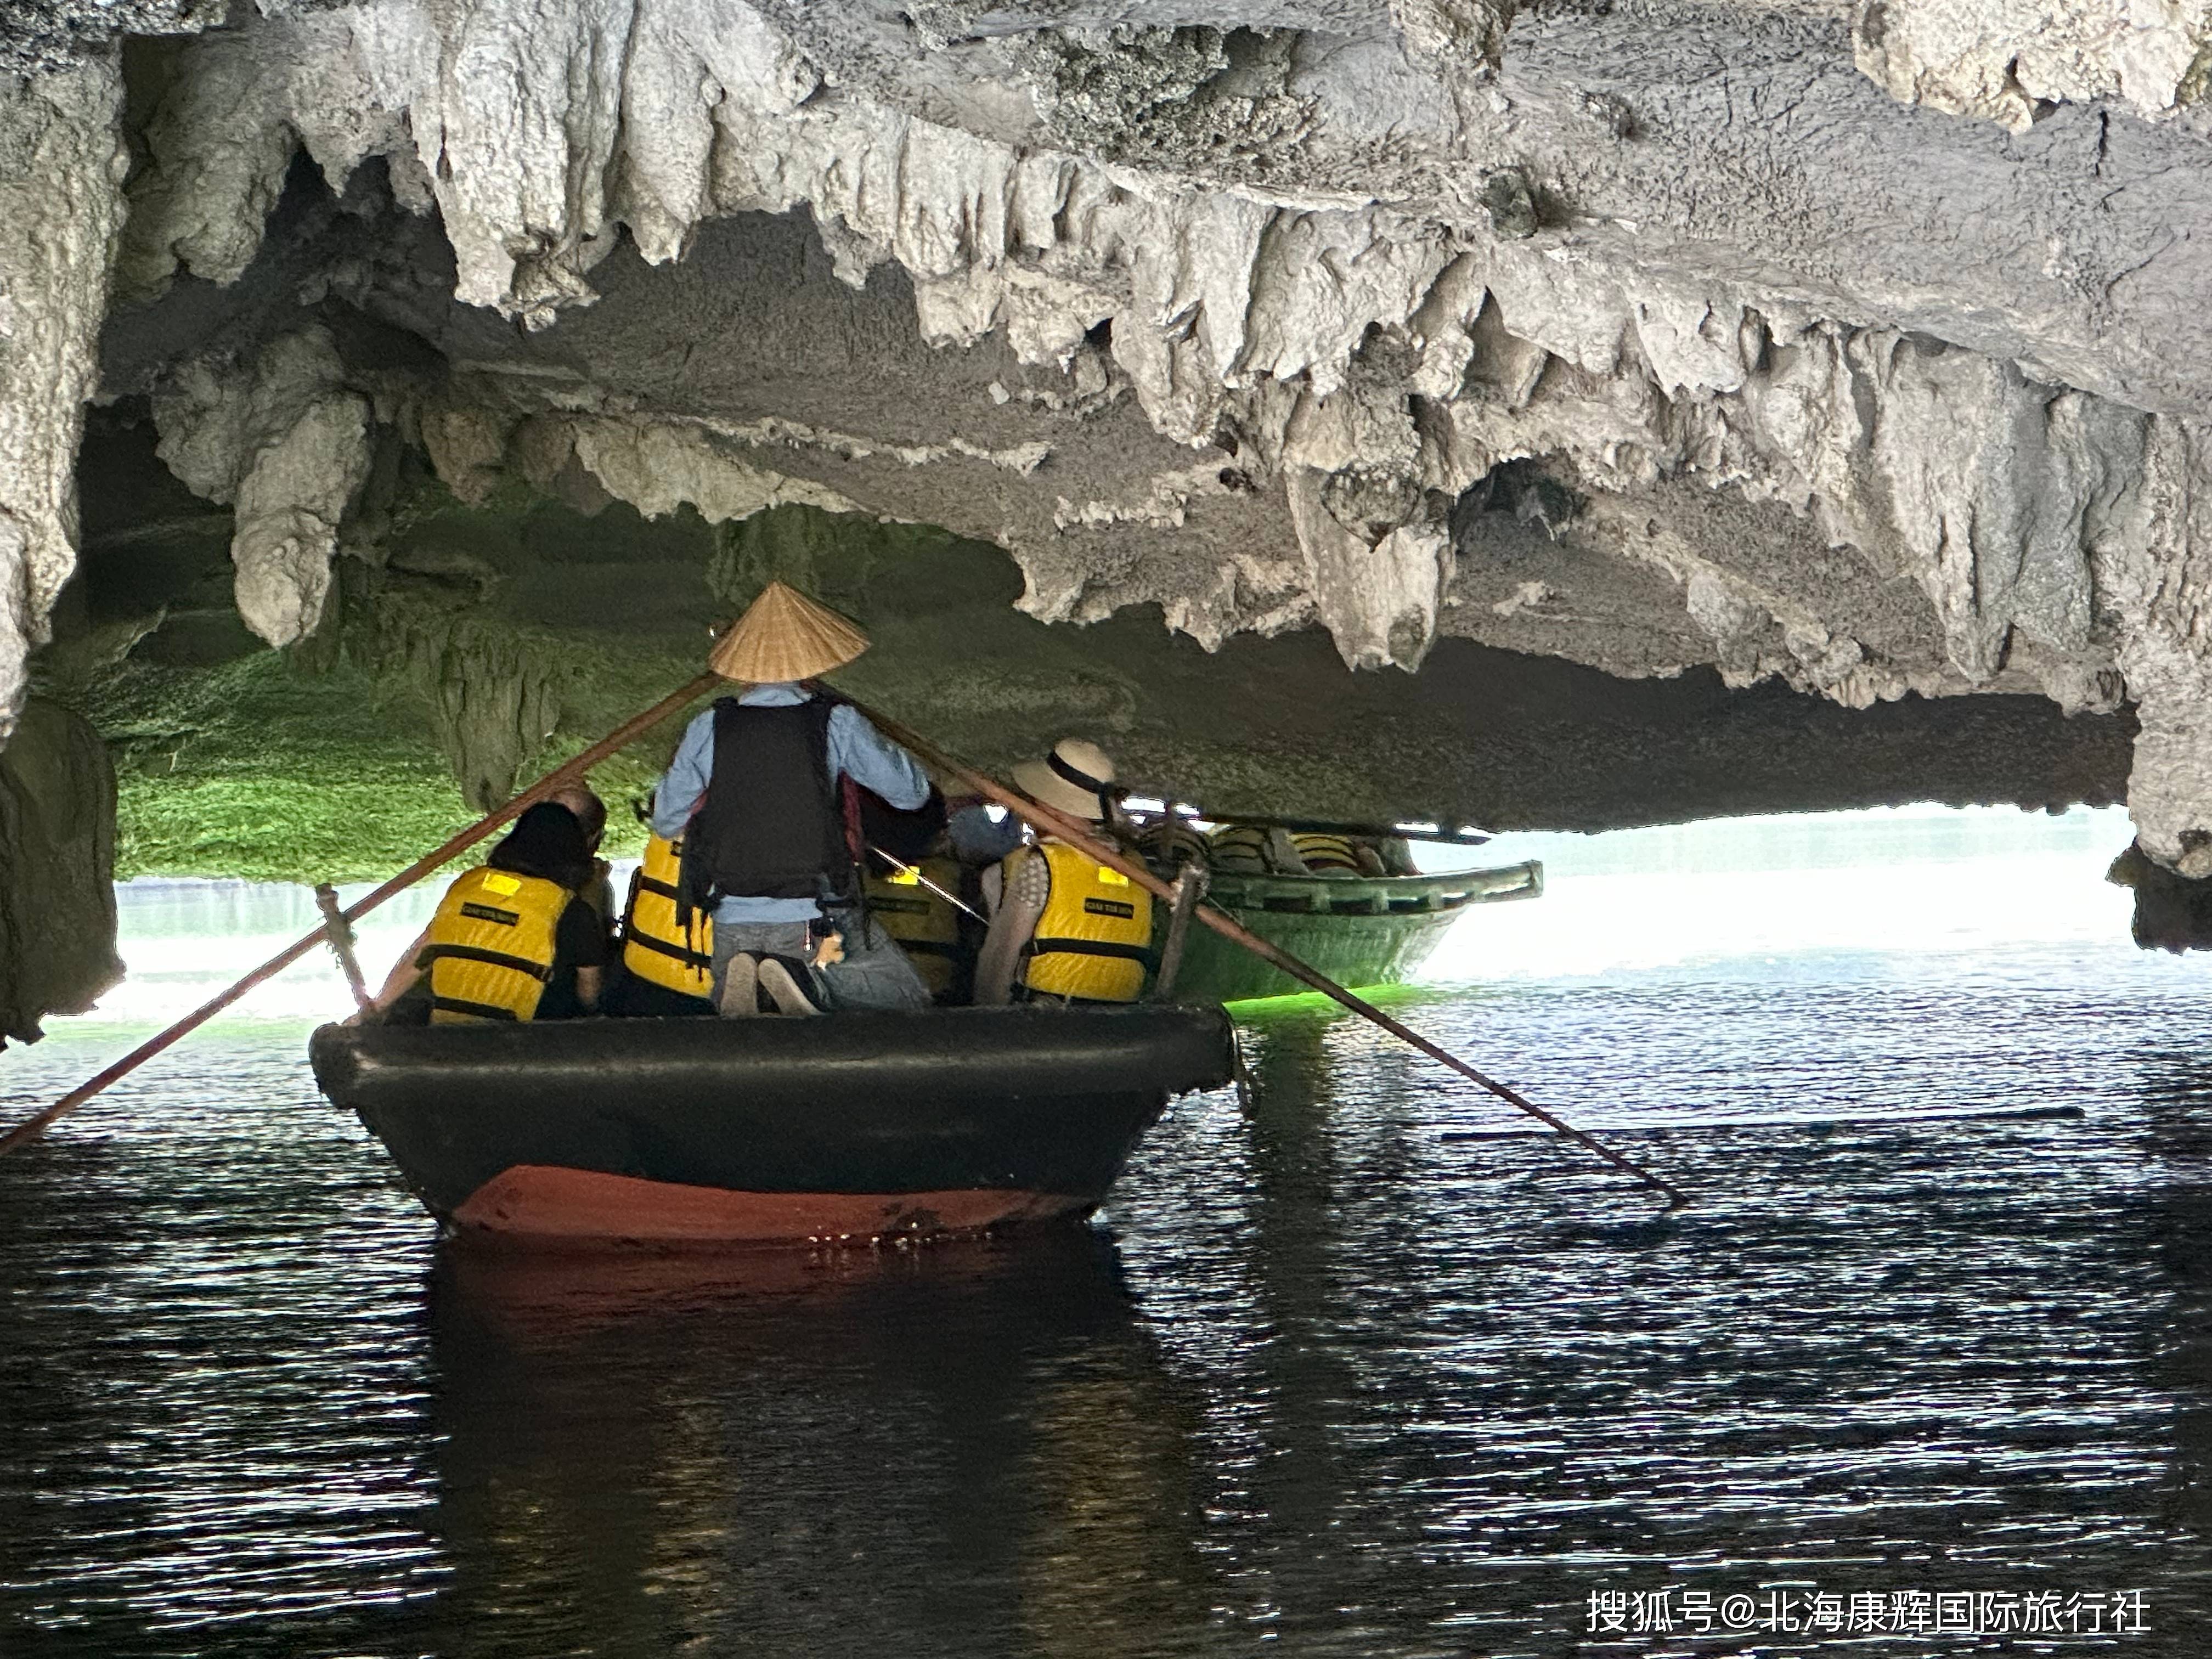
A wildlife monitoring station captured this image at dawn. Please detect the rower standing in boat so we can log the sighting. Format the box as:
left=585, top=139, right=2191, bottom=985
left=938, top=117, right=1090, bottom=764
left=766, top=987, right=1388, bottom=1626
left=974, top=740, right=1156, bottom=1007
left=652, top=583, right=934, bottom=1018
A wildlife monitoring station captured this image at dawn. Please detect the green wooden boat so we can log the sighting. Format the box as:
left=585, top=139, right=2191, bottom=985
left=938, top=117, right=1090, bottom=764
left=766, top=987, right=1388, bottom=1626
left=1165, top=860, right=1543, bottom=1003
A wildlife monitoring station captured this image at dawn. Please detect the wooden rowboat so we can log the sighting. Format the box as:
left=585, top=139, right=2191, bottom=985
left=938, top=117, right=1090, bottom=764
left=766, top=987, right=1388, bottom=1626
left=309, top=1006, right=1235, bottom=1250
left=1167, top=860, right=1543, bottom=1003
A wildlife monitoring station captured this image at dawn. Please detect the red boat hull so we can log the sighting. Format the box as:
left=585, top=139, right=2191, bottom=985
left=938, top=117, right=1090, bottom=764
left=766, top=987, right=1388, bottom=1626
left=450, top=1165, right=1093, bottom=1248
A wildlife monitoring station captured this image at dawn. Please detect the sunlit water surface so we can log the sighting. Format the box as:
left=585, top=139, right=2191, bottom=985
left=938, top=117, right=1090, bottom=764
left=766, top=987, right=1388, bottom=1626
left=4, top=806, right=2212, bottom=1657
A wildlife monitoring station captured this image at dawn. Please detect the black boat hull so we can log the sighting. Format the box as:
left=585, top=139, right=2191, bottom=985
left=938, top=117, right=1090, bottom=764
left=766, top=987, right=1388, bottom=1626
left=310, top=1006, right=1235, bottom=1248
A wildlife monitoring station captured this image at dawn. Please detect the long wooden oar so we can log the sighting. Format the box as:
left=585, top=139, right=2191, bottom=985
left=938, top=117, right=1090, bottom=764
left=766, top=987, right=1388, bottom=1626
left=852, top=700, right=1687, bottom=1209
left=1149, top=808, right=1490, bottom=846
left=0, top=672, right=721, bottom=1157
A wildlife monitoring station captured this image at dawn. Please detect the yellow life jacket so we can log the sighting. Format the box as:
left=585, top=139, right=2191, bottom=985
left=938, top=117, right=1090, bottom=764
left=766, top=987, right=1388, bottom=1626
left=864, top=856, right=963, bottom=996
left=1137, top=820, right=1209, bottom=875
left=1291, top=832, right=1364, bottom=877
left=421, top=866, right=571, bottom=1023
left=619, top=834, right=714, bottom=999
left=1206, top=823, right=1273, bottom=874
left=1020, top=840, right=1155, bottom=1003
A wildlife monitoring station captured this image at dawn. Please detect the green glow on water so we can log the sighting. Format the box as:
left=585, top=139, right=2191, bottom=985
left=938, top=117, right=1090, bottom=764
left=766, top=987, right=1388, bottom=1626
left=1219, top=982, right=1425, bottom=1017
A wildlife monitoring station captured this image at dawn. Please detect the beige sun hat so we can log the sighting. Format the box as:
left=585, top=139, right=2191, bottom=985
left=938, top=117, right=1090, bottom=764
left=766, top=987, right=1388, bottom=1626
left=708, top=581, right=871, bottom=683
left=1013, top=738, right=1121, bottom=822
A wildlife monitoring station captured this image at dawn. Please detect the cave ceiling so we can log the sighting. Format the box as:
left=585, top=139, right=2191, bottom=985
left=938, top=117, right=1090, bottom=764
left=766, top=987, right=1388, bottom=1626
left=0, top=0, right=2203, bottom=872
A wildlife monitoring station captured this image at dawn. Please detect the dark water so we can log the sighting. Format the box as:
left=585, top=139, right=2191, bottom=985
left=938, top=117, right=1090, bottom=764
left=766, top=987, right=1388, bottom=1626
left=6, top=813, right=2212, bottom=1656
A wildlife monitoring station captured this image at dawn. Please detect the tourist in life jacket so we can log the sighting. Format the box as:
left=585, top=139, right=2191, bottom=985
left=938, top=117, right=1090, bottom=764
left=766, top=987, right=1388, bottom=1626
left=651, top=582, right=934, bottom=1017
left=853, top=782, right=974, bottom=1002
left=973, top=740, right=1156, bottom=1006
left=545, top=782, right=614, bottom=918
left=602, top=800, right=717, bottom=1019
left=363, top=799, right=611, bottom=1023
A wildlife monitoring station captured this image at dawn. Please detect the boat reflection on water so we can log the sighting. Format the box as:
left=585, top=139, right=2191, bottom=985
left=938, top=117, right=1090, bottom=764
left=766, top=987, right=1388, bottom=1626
left=421, top=1230, right=1214, bottom=1656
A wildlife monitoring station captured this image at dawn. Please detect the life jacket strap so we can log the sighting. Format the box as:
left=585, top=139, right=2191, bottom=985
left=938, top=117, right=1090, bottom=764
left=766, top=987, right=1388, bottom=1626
left=428, top=995, right=523, bottom=1022
left=624, top=929, right=714, bottom=972
left=1028, top=936, right=1157, bottom=967
left=868, top=894, right=935, bottom=917
left=417, top=943, right=556, bottom=983
left=636, top=873, right=681, bottom=902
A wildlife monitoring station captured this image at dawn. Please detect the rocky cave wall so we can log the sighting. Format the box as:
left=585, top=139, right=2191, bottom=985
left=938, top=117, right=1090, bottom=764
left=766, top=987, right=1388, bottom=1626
left=0, top=696, right=120, bottom=1048
left=4, top=0, right=2212, bottom=1028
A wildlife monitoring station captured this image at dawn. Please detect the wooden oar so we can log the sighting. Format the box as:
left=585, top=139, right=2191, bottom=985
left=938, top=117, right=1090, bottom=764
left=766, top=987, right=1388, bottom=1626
left=0, top=671, right=721, bottom=1157
left=851, top=699, right=1688, bottom=1209
left=1147, top=808, right=1490, bottom=845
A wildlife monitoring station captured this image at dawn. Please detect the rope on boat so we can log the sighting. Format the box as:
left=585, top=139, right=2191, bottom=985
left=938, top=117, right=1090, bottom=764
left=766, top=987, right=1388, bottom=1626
left=314, top=884, right=374, bottom=1014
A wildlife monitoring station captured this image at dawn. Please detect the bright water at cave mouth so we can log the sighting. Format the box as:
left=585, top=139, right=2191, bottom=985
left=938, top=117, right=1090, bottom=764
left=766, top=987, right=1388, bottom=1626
left=3, top=806, right=2211, bottom=1656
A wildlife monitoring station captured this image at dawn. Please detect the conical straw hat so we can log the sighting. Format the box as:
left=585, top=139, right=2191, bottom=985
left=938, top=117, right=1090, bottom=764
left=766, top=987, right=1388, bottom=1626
left=708, top=581, right=871, bottom=683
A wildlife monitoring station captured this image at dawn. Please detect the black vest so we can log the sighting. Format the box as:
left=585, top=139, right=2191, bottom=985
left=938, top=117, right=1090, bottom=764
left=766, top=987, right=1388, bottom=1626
left=682, top=697, right=854, bottom=905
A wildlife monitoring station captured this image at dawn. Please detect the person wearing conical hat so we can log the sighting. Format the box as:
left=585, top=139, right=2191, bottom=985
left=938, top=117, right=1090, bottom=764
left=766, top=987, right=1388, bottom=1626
left=647, top=582, right=934, bottom=1016
left=974, top=740, right=1156, bottom=1008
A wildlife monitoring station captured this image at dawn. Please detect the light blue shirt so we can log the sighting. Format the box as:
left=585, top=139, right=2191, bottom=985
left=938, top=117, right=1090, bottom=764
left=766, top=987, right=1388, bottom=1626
left=949, top=802, right=1026, bottom=867
left=652, top=684, right=930, bottom=922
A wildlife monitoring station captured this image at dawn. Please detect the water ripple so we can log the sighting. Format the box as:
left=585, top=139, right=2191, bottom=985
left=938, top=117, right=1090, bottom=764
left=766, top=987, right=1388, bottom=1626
left=3, top=923, right=2212, bottom=1654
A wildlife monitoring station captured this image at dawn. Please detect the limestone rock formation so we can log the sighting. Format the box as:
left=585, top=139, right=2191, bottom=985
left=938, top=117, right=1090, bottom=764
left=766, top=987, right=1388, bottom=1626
left=0, top=697, right=121, bottom=1047
left=1, top=1, right=219, bottom=78
left=1853, top=0, right=2212, bottom=131
left=3, top=0, right=2212, bottom=969
left=151, top=326, right=373, bottom=646
left=0, top=57, right=126, bottom=742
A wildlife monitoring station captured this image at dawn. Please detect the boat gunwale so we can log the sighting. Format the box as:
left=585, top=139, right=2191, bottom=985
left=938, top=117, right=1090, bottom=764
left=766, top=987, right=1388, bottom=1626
left=309, top=1002, right=1238, bottom=1096
left=1197, top=859, right=1543, bottom=915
